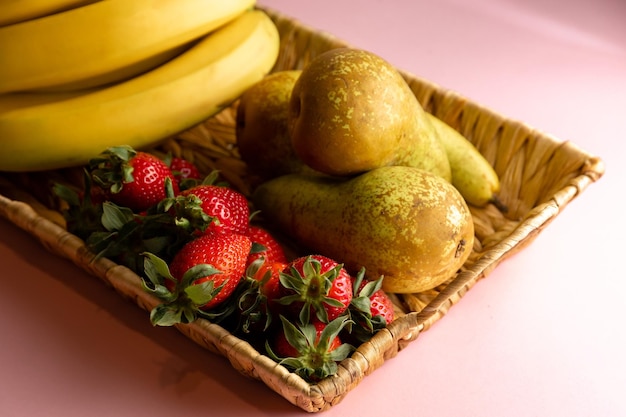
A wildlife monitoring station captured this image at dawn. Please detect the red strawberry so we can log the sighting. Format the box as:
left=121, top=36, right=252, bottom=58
left=247, top=225, right=288, bottom=266
left=352, top=271, right=394, bottom=326
left=344, top=269, right=394, bottom=343
left=367, top=286, right=394, bottom=325
left=268, top=315, right=354, bottom=381
left=170, top=156, right=201, bottom=181
left=237, top=258, right=288, bottom=333
left=90, top=145, right=179, bottom=212
left=250, top=259, right=288, bottom=301
left=180, top=184, right=250, bottom=236
left=169, top=156, right=202, bottom=190
left=141, top=232, right=251, bottom=326
left=166, top=233, right=252, bottom=311
left=278, top=255, right=353, bottom=324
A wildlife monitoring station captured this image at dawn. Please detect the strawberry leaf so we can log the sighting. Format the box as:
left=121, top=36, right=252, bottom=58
left=328, top=343, right=353, bottom=363
left=281, top=316, right=311, bottom=353
left=89, top=145, right=137, bottom=194
left=199, top=170, right=230, bottom=187
left=250, top=242, right=268, bottom=254
left=318, top=315, right=349, bottom=350
left=149, top=302, right=196, bottom=326
left=53, top=182, right=80, bottom=207
left=150, top=304, right=182, bottom=327
left=270, top=316, right=355, bottom=381
left=140, top=252, right=176, bottom=301
left=184, top=280, right=217, bottom=307
left=179, top=264, right=222, bottom=288
left=142, top=252, right=175, bottom=283
left=101, top=201, right=135, bottom=231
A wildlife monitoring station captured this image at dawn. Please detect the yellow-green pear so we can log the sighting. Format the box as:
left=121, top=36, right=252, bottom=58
left=236, top=70, right=313, bottom=180
left=252, top=165, right=474, bottom=293
left=287, top=48, right=451, bottom=181
left=427, top=113, right=501, bottom=207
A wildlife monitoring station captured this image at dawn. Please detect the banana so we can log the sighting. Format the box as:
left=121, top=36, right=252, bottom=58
left=426, top=112, right=501, bottom=207
left=0, top=9, right=280, bottom=172
left=0, top=0, right=256, bottom=93
left=0, top=0, right=100, bottom=27
left=33, top=41, right=197, bottom=93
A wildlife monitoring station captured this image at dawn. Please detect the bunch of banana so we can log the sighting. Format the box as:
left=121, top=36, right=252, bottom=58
left=0, top=1, right=280, bottom=172
left=0, top=0, right=258, bottom=92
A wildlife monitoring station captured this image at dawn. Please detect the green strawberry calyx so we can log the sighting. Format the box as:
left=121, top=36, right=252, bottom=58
left=345, top=268, right=388, bottom=340
left=266, top=315, right=354, bottom=381
left=277, top=256, right=346, bottom=325
left=236, top=258, right=276, bottom=334
left=88, top=145, right=137, bottom=194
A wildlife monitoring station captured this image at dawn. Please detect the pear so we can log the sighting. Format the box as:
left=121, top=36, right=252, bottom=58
left=236, top=70, right=313, bottom=181
left=287, top=47, right=451, bottom=181
left=252, top=165, right=474, bottom=293
left=426, top=113, right=502, bottom=208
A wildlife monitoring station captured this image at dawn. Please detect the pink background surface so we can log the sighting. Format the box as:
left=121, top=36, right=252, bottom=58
left=2, top=0, right=625, bottom=416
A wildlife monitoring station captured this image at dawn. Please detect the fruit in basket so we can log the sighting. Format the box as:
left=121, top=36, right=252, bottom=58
left=179, top=184, right=251, bottom=236
left=0, top=9, right=280, bottom=172
left=142, top=232, right=252, bottom=326
left=267, top=315, right=354, bottom=381
left=350, top=271, right=395, bottom=328
left=246, top=225, right=288, bottom=265
left=253, top=165, right=474, bottom=294
left=343, top=270, right=394, bottom=344
left=427, top=113, right=502, bottom=207
left=236, top=70, right=315, bottom=180
left=287, top=47, right=451, bottom=181
left=277, top=255, right=353, bottom=324
left=237, top=257, right=288, bottom=333
left=0, top=0, right=256, bottom=92
left=89, top=146, right=179, bottom=212
left=168, top=156, right=202, bottom=188
left=167, top=233, right=252, bottom=309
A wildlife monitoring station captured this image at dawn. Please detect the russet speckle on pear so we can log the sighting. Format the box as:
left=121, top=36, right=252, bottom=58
left=288, top=47, right=451, bottom=181
left=252, top=166, right=474, bottom=294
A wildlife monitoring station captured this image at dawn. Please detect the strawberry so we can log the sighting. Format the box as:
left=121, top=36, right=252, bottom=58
left=89, top=145, right=179, bottom=212
left=142, top=232, right=252, bottom=326
left=277, top=255, right=353, bottom=324
left=267, top=315, right=354, bottom=381
left=352, top=269, right=394, bottom=326
left=249, top=259, right=288, bottom=301
left=83, top=171, right=250, bottom=274
left=246, top=225, right=288, bottom=266
left=170, top=156, right=201, bottom=181
left=180, top=184, right=250, bottom=236
left=169, top=156, right=202, bottom=190
left=367, top=286, right=394, bottom=325
left=168, top=233, right=251, bottom=308
left=236, top=258, right=288, bottom=334
left=344, top=269, right=394, bottom=343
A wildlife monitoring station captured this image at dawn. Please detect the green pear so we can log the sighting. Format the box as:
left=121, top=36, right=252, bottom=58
left=427, top=113, right=501, bottom=207
left=252, top=165, right=474, bottom=294
left=287, top=47, right=451, bottom=181
left=236, top=70, right=313, bottom=181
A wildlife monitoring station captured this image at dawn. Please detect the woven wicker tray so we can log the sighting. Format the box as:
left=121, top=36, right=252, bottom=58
left=0, top=6, right=605, bottom=413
